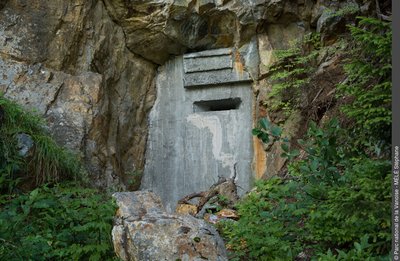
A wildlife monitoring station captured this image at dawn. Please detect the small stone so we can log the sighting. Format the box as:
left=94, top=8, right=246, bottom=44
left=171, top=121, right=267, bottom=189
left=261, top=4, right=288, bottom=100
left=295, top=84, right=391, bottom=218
left=216, top=209, right=239, bottom=220
left=176, top=203, right=198, bottom=216
left=16, top=133, right=34, bottom=157
left=204, top=213, right=219, bottom=224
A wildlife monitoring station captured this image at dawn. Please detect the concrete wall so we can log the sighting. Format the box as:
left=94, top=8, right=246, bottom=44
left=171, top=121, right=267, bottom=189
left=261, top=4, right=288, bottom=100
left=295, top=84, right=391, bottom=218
left=141, top=49, right=254, bottom=211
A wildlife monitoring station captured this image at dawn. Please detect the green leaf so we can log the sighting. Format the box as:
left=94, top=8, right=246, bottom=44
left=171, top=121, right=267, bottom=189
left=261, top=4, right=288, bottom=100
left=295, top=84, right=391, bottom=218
left=252, top=128, right=262, bottom=136
left=259, top=118, right=270, bottom=130
left=354, top=242, right=362, bottom=252
left=281, top=143, right=289, bottom=152
left=271, top=126, right=282, bottom=137
left=289, top=149, right=300, bottom=158
left=260, top=133, right=270, bottom=143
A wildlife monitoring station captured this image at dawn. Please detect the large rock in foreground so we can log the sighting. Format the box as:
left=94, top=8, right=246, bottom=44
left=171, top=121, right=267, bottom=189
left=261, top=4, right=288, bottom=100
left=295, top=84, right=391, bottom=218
left=112, top=191, right=228, bottom=261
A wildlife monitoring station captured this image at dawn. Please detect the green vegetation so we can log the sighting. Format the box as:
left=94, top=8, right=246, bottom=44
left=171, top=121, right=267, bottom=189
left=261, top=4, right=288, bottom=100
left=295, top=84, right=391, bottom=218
left=323, top=2, right=360, bottom=18
left=266, top=32, right=322, bottom=112
left=0, top=11, right=391, bottom=261
left=220, top=17, right=391, bottom=260
left=337, top=17, right=392, bottom=143
left=0, top=185, right=117, bottom=261
left=222, top=119, right=390, bottom=260
left=0, top=94, right=117, bottom=260
left=0, top=95, right=82, bottom=194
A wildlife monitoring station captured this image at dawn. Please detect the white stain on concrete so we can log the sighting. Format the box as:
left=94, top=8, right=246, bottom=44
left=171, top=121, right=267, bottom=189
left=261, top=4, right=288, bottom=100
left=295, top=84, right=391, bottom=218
left=187, top=113, right=236, bottom=176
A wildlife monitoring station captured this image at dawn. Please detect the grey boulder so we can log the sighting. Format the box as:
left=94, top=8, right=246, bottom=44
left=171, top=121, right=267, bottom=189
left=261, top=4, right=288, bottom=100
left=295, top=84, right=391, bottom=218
left=112, top=191, right=228, bottom=261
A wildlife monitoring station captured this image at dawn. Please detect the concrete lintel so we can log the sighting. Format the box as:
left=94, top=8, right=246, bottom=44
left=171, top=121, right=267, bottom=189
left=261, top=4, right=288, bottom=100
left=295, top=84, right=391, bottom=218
left=184, top=69, right=251, bottom=88
left=183, top=54, right=233, bottom=73
left=183, top=48, right=232, bottom=59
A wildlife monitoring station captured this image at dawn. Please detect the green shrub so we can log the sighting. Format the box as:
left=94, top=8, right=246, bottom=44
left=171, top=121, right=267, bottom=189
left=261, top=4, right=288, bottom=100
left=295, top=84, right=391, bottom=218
left=221, top=119, right=391, bottom=260
left=306, top=158, right=391, bottom=252
left=337, top=17, right=391, bottom=142
left=266, top=33, right=322, bottom=112
left=219, top=177, right=306, bottom=260
left=0, top=184, right=118, bottom=261
left=322, top=2, right=360, bottom=20
left=317, top=235, right=390, bottom=261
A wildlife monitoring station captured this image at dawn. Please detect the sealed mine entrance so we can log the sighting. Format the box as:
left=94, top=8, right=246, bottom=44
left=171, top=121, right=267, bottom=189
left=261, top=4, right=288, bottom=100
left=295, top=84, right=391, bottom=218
left=141, top=48, right=254, bottom=211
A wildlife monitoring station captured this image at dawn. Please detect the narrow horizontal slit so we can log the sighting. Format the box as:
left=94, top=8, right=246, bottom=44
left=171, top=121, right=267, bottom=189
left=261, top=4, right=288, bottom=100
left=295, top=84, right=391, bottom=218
left=193, top=98, right=241, bottom=112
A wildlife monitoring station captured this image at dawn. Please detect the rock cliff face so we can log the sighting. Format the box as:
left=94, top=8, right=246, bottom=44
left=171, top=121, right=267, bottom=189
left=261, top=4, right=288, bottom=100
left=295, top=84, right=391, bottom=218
left=0, top=0, right=374, bottom=187
left=0, top=0, right=156, bottom=188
